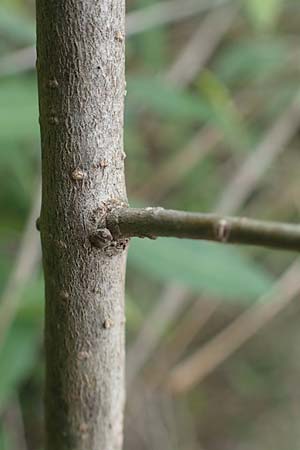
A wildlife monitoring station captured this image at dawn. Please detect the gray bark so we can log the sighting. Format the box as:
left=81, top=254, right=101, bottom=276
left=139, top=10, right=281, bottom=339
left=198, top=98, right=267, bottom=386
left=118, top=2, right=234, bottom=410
left=36, top=1, right=127, bottom=449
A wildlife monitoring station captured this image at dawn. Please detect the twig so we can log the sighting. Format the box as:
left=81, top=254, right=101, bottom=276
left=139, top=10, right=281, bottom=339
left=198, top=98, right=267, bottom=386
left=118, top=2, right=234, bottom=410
left=126, top=4, right=236, bottom=391
left=166, top=259, right=300, bottom=394
left=152, top=95, right=300, bottom=394
left=131, top=93, right=300, bottom=387
left=138, top=83, right=300, bottom=394
left=216, top=95, right=300, bottom=214
left=105, top=207, right=300, bottom=252
left=0, top=186, right=41, bottom=350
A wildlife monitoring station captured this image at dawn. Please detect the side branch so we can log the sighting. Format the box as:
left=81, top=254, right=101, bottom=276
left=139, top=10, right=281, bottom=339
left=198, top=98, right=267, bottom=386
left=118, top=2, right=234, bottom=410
left=106, top=207, right=300, bottom=252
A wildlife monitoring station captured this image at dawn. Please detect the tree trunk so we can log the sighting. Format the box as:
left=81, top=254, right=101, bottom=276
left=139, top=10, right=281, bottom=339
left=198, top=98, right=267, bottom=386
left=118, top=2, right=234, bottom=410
left=36, top=1, right=127, bottom=449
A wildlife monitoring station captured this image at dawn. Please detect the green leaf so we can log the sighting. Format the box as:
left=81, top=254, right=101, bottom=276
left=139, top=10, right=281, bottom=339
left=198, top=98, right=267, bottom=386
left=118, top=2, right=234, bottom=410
left=128, top=238, right=274, bottom=302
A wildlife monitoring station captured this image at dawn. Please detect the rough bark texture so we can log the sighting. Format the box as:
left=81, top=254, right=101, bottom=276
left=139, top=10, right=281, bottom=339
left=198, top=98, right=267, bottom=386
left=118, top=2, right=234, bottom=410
left=36, top=1, right=127, bottom=449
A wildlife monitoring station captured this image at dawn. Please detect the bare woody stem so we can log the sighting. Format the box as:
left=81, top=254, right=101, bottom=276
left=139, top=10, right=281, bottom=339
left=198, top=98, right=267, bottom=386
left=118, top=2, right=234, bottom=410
left=36, top=0, right=127, bottom=449
left=102, top=207, right=300, bottom=252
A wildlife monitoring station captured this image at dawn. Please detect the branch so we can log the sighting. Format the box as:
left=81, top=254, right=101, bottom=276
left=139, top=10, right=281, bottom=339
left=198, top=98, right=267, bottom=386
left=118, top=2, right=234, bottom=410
left=103, top=207, right=300, bottom=252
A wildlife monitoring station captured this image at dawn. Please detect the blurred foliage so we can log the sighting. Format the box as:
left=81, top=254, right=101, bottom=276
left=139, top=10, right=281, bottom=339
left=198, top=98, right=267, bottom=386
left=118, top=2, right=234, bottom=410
left=1, top=0, right=300, bottom=449
left=129, top=239, right=273, bottom=301
left=246, top=0, right=284, bottom=29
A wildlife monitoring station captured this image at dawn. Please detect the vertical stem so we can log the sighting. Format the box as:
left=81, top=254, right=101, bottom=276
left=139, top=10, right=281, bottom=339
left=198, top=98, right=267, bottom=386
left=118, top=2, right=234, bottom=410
left=36, top=1, right=127, bottom=449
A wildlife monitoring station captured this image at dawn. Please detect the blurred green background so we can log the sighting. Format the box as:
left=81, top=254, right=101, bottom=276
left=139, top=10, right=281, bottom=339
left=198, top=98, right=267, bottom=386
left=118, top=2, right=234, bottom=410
left=1, top=0, right=300, bottom=449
